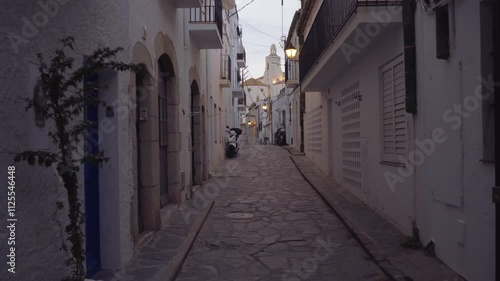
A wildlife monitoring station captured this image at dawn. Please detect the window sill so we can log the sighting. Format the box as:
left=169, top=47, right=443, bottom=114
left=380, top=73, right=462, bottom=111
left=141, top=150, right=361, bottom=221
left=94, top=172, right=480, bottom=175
left=379, top=161, right=406, bottom=168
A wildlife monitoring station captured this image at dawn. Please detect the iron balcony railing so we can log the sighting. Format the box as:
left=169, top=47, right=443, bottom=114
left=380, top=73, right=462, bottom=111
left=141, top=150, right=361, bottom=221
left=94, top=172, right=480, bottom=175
left=299, top=0, right=402, bottom=82
left=220, top=54, right=231, bottom=81
left=190, top=0, right=223, bottom=38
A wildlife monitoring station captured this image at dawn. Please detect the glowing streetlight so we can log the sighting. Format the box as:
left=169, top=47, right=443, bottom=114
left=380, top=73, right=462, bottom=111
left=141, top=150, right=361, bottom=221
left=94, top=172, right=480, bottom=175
left=285, top=42, right=297, bottom=59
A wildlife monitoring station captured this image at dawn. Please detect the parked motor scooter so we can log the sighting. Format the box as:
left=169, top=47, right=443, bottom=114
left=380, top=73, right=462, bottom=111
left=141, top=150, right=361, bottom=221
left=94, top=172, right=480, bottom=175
left=275, top=126, right=286, bottom=146
left=225, top=126, right=242, bottom=158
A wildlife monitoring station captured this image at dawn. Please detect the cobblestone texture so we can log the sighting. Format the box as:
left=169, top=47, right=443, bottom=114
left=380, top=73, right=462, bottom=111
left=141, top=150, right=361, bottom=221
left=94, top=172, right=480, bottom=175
left=175, top=145, right=388, bottom=281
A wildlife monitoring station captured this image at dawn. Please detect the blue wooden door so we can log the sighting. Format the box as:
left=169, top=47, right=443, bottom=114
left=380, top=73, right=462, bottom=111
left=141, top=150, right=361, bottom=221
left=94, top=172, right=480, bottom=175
left=84, top=74, right=101, bottom=277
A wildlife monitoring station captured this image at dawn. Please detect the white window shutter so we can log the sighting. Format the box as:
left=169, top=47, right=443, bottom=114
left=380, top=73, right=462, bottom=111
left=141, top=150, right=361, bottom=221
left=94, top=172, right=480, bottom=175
left=381, top=55, right=406, bottom=163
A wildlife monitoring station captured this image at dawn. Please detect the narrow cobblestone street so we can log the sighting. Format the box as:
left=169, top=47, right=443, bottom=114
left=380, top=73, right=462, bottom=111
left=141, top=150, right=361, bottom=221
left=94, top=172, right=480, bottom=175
left=175, top=145, right=388, bottom=281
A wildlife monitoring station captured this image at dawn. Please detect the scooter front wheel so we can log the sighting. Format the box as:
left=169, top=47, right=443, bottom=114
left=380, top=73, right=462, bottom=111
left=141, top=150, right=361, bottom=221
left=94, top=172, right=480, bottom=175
left=226, top=145, right=237, bottom=158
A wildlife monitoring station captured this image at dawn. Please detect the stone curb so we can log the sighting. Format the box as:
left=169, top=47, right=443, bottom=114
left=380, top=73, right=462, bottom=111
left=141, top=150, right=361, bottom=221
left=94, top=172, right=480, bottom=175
left=159, top=200, right=214, bottom=281
left=289, top=155, right=406, bottom=281
left=288, top=152, right=465, bottom=281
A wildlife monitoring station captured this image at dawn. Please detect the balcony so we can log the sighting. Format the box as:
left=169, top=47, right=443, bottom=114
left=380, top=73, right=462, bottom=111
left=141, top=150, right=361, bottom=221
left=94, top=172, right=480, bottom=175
left=231, top=87, right=244, bottom=98
left=189, top=0, right=223, bottom=49
left=299, top=0, right=402, bottom=91
left=285, top=59, right=299, bottom=88
left=220, top=54, right=231, bottom=88
left=174, top=0, right=202, bottom=8
left=237, top=98, right=246, bottom=111
left=237, top=50, right=246, bottom=68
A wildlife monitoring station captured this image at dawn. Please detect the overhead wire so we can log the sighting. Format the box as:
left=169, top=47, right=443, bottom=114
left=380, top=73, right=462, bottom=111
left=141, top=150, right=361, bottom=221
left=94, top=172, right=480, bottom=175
left=243, top=67, right=269, bottom=105
left=242, top=69, right=255, bottom=104
left=240, top=19, right=281, bottom=40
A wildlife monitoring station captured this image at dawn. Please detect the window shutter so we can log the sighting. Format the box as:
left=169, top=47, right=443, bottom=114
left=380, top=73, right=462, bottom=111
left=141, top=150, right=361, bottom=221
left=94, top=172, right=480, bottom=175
left=381, top=56, right=407, bottom=163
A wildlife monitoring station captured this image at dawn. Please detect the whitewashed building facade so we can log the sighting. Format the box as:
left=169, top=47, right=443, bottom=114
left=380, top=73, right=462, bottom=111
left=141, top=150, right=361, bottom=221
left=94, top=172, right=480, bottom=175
left=295, top=0, right=495, bottom=280
left=0, top=0, right=244, bottom=280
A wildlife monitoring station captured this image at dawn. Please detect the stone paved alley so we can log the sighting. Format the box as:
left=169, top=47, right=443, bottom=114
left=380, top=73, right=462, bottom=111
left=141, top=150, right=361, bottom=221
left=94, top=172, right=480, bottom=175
left=92, top=144, right=462, bottom=281
left=175, top=145, right=387, bottom=281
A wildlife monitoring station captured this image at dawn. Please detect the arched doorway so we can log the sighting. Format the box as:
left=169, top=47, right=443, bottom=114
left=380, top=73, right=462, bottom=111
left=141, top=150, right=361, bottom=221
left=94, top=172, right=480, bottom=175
left=191, top=81, right=203, bottom=186
left=135, top=64, right=151, bottom=233
left=158, top=55, right=175, bottom=207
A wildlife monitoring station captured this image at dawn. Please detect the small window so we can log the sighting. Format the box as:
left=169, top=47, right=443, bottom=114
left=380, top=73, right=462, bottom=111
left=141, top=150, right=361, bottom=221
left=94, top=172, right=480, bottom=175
left=436, top=5, right=450, bottom=60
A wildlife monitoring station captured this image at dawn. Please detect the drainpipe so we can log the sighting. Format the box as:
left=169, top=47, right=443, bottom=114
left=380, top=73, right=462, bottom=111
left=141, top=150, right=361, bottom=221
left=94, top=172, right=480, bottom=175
left=296, top=0, right=313, bottom=153
left=300, top=84, right=305, bottom=153
left=403, top=0, right=417, bottom=114
left=206, top=49, right=210, bottom=173
left=492, top=0, right=500, bottom=278
left=402, top=0, right=418, bottom=241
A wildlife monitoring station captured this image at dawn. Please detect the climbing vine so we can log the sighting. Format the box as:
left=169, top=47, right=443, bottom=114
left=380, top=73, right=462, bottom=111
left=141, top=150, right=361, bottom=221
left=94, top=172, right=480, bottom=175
left=14, top=37, right=139, bottom=281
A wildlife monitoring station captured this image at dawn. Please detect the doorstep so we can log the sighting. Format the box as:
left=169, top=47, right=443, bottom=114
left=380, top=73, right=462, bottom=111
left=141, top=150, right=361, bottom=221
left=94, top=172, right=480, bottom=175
left=91, top=198, right=213, bottom=281
left=289, top=152, right=465, bottom=281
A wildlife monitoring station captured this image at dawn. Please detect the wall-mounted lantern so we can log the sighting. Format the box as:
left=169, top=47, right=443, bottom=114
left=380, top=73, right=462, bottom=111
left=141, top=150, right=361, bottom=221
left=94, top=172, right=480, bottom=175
left=285, top=42, right=297, bottom=59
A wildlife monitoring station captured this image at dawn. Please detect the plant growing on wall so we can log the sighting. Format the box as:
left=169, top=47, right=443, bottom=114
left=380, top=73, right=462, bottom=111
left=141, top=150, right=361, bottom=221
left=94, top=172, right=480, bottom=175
left=401, top=218, right=422, bottom=249
left=14, top=37, right=139, bottom=281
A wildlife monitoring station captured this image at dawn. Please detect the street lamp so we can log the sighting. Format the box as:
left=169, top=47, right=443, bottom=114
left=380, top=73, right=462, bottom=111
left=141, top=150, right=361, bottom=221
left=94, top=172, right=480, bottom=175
left=262, top=104, right=268, bottom=111
left=285, top=42, right=297, bottom=59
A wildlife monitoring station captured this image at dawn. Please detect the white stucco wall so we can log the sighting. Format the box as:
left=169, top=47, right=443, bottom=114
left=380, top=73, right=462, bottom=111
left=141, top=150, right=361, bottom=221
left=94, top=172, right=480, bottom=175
left=272, top=93, right=288, bottom=141
left=0, top=1, right=131, bottom=280
left=304, top=26, right=414, bottom=234
left=128, top=0, right=234, bottom=191
left=244, top=84, right=269, bottom=105
left=0, top=1, right=239, bottom=279
left=287, top=89, right=297, bottom=148
left=413, top=2, right=495, bottom=280
left=285, top=16, right=301, bottom=149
